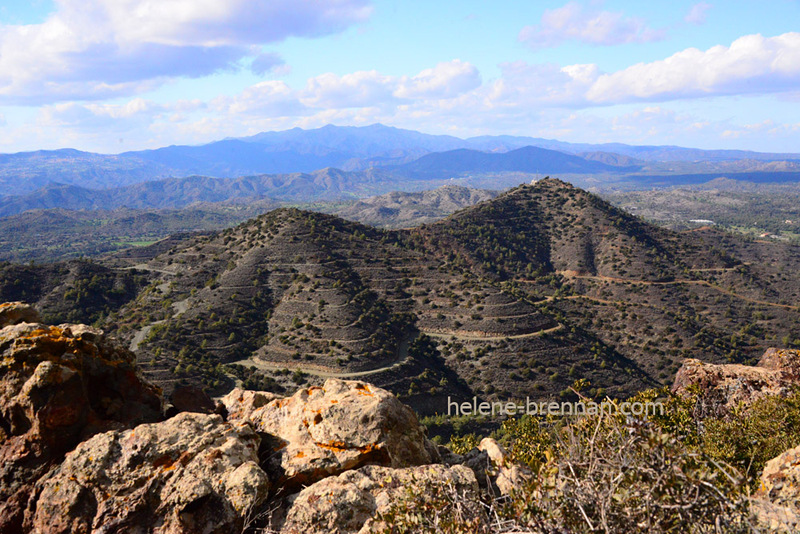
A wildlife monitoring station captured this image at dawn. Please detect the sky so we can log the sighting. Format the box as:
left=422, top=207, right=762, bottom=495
left=0, top=0, right=799, bottom=154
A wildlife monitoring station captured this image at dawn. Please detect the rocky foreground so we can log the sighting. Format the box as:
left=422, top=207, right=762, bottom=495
left=3, top=300, right=800, bottom=533
left=0, top=302, right=522, bottom=533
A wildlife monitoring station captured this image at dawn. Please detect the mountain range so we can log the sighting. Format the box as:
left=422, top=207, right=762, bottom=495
left=3, top=124, right=800, bottom=200
left=3, top=178, right=798, bottom=416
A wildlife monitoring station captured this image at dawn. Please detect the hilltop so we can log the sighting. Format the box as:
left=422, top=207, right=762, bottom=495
left=3, top=179, right=798, bottom=416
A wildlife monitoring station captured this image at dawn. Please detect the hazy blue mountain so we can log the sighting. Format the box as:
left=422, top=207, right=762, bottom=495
left=2, top=124, right=800, bottom=197
left=0, top=149, right=172, bottom=196
left=129, top=124, right=469, bottom=175
left=462, top=135, right=800, bottom=162
left=392, top=146, right=639, bottom=176
left=0, top=168, right=401, bottom=217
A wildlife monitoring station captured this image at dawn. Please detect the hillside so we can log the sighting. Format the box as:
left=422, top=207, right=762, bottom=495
left=0, top=204, right=276, bottom=263
left=0, top=186, right=496, bottom=263
left=0, top=149, right=171, bottom=197
left=0, top=168, right=389, bottom=218
left=331, top=185, right=498, bottom=228
left=605, top=185, right=800, bottom=239
left=3, top=179, right=799, bottom=416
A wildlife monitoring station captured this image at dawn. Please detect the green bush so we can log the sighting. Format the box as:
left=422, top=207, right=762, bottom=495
left=499, top=408, right=751, bottom=534
left=388, top=386, right=793, bottom=533
left=702, top=389, right=800, bottom=486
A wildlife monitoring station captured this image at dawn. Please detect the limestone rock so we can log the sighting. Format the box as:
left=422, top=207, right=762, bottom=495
left=279, top=464, right=482, bottom=534
left=671, top=350, right=800, bottom=412
left=221, top=387, right=282, bottom=422
left=759, top=348, right=800, bottom=382
left=752, top=444, right=800, bottom=532
left=27, top=412, right=270, bottom=534
left=225, top=379, right=440, bottom=490
left=0, top=320, right=162, bottom=533
left=0, top=302, right=40, bottom=328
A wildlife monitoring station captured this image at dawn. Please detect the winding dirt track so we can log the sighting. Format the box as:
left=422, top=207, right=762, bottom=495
left=420, top=324, right=563, bottom=341
left=228, top=335, right=414, bottom=378
left=227, top=322, right=565, bottom=378
left=555, top=271, right=800, bottom=311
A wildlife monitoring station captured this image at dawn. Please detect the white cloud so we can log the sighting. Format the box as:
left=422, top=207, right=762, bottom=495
left=484, top=61, right=598, bottom=109
left=8, top=29, right=800, bottom=154
left=587, top=32, right=800, bottom=103
left=302, top=71, right=395, bottom=109
left=722, top=119, right=800, bottom=140
left=394, top=60, right=481, bottom=99
left=92, top=0, right=371, bottom=47
left=39, top=99, right=164, bottom=130
left=214, top=81, right=305, bottom=116
left=250, top=52, right=286, bottom=76
left=300, top=60, right=480, bottom=108
left=519, top=2, right=665, bottom=49
left=0, top=0, right=371, bottom=104
left=685, top=2, right=712, bottom=25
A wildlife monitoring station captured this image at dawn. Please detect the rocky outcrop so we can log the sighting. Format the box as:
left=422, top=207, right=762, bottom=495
left=672, top=348, right=800, bottom=412
left=222, top=387, right=281, bottom=422
left=752, top=444, right=800, bottom=532
left=1, top=303, right=534, bottom=533
left=759, top=348, right=800, bottom=382
left=278, top=464, right=482, bottom=534
left=0, top=302, right=40, bottom=327
left=27, top=412, right=270, bottom=534
left=0, top=319, right=162, bottom=533
left=223, top=380, right=440, bottom=491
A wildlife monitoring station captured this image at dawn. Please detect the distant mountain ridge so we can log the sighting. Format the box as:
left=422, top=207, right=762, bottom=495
left=393, top=145, right=638, bottom=176
left=3, top=124, right=800, bottom=197
left=0, top=168, right=393, bottom=217
left=332, top=185, right=498, bottom=228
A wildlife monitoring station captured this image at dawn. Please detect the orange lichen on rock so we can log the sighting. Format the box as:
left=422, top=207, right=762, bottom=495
left=354, top=383, right=374, bottom=397
left=0, top=309, right=163, bottom=534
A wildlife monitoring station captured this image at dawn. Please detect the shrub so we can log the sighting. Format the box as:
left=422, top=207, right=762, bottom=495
left=377, top=477, right=489, bottom=534
left=498, top=408, right=751, bottom=533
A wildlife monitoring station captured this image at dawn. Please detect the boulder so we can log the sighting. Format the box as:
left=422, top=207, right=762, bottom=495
left=752, top=444, right=800, bottom=532
left=671, top=350, right=800, bottom=412
left=0, top=302, right=40, bottom=328
left=224, top=379, right=440, bottom=490
left=27, top=412, right=270, bottom=534
left=279, top=464, right=482, bottom=534
left=0, top=320, right=162, bottom=533
left=221, top=387, right=282, bottom=422
left=759, top=348, right=800, bottom=382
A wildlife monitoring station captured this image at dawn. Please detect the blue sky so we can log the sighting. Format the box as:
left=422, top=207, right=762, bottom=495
left=0, top=0, right=798, bottom=153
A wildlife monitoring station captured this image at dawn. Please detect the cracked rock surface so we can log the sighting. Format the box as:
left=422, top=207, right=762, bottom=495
left=222, top=379, right=440, bottom=491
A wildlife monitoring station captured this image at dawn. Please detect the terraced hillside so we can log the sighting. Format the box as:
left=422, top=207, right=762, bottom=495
left=412, top=180, right=800, bottom=396
left=100, top=205, right=579, bottom=411
left=4, top=178, right=799, bottom=415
